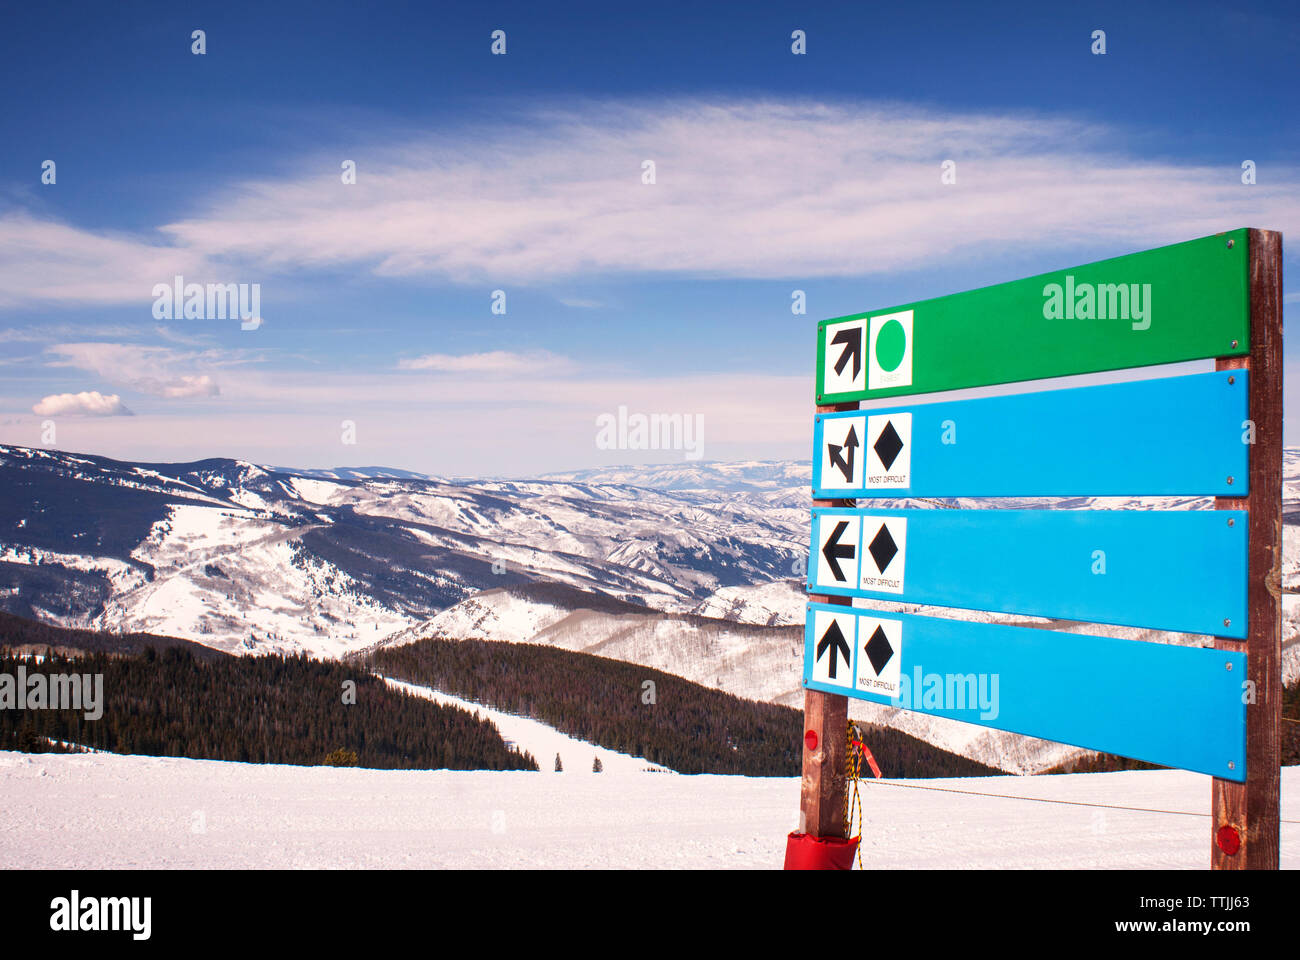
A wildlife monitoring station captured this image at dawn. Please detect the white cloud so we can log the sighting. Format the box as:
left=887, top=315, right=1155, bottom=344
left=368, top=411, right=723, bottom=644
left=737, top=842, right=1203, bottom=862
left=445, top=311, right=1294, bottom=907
left=154, top=374, right=219, bottom=399
left=0, top=98, right=1295, bottom=305
left=152, top=100, right=1300, bottom=281
left=0, top=324, right=144, bottom=343
left=397, top=350, right=573, bottom=375
left=31, top=391, right=133, bottom=417
left=558, top=297, right=606, bottom=309
left=45, top=343, right=224, bottom=398
left=0, top=214, right=207, bottom=307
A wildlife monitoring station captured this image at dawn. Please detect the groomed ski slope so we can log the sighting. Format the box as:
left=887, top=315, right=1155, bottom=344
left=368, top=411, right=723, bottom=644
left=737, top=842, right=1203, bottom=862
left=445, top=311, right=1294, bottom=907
left=1, top=751, right=1294, bottom=869
left=380, top=677, right=673, bottom=775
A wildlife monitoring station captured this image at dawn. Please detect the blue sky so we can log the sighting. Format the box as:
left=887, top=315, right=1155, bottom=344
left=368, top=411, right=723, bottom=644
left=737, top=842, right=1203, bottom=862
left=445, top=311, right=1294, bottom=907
left=1, top=0, right=1296, bottom=474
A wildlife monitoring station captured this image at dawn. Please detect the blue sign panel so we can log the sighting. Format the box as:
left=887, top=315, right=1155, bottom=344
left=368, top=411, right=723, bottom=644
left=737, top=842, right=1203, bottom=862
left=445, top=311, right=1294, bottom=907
left=809, top=507, right=1247, bottom=638
left=811, top=370, right=1248, bottom=499
left=803, top=603, right=1246, bottom=781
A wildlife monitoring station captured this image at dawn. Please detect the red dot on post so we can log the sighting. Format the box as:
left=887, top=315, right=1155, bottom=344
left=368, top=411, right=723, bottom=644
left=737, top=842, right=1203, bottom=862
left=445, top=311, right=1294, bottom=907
left=804, top=729, right=818, bottom=751
left=1216, top=825, right=1241, bottom=856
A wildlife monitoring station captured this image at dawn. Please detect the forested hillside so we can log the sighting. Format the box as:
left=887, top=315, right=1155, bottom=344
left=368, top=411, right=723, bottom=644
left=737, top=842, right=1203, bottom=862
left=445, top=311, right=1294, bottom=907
left=0, top=645, right=536, bottom=771
left=366, top=636, right=1004, bottom=778
left=0, top=610, right=228, bottom=660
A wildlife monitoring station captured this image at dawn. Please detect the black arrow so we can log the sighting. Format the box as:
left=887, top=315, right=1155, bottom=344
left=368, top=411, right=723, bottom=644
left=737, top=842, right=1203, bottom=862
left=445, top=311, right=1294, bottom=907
left=817, top=620, right=851, bottom=680
left=827, top=424, right=859, bottom=482
left=821, top=519, right=856, bottom=582
left=830, top=327, right=862, bottom=380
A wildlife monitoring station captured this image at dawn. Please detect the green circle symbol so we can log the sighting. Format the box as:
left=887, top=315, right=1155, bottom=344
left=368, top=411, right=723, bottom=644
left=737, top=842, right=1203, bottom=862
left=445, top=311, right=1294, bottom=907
left=874, top=319, right=907, bottom=372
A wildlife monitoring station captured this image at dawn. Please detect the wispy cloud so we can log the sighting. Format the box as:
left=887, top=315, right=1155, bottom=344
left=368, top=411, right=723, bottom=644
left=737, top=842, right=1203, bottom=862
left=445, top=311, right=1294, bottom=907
left=45, top=342, right=229, bottom=398
left=1, top=98, right=1295, bottom=306
left=151, top=374, right=219, bottom=399
left=3, top=367, right=806, bottom=474
left=397, top=350, right=574, bottom=375
left=161, top=99, right=1299, bottom=283
left=0, top=214, right=207, bottom=308
left=0, top=323, right=147, bottom=343
left=31, top=391, right=133, bottom=417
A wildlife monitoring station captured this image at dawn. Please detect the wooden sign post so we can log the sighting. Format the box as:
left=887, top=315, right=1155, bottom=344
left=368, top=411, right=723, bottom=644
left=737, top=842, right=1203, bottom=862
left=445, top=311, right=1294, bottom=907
left=799, top=399, right=855, bottom=841
left=1212, top=229, right=1283, bottom=870
left=797, top=229, right=1282, bottom=870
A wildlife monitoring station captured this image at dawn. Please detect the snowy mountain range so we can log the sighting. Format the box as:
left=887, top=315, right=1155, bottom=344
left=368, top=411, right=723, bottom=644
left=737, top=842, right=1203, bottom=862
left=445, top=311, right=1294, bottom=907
left=0, top=445, right=809, bottom=657
left=3, top=442, right=1298, bottom=775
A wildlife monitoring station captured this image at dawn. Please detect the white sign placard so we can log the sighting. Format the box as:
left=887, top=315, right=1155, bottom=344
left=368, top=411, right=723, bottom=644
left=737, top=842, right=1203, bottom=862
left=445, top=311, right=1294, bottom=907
left=854, top=615, right=903, bottom=698
left=823, top=319, right=866, bottom=395
left=865, top=413, right=911, bottom=488
left=819, top=415, right=865, bottom=491
left=858, top=516, right=907, bottom=594
left=867, top=309, right=913, bottom=391
left=811, top=609, right=856, bottom=688
left=815, top=514, right=860, bottom=588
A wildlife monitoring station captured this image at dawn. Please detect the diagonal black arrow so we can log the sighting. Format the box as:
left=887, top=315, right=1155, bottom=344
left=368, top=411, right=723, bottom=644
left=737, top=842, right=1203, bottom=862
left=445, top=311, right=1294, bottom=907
left=827, top=424, right=859, bottom=482
left=816, top=620, right=851, bottom=680
left=821, top=519, right=856, bottom=582
left=830, top=327, right=862, bottom=380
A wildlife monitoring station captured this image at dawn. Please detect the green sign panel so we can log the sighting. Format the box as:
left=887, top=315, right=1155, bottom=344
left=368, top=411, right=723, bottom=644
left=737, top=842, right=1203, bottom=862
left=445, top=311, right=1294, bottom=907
left=816, top=229, right=1249, bottom=403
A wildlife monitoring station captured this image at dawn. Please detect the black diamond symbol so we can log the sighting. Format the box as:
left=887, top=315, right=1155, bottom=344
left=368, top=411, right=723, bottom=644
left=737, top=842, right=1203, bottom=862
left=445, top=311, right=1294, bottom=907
left=864, top=625, right=895, bottom=675
left=868, top=524, right=898, bottom=573
left=874, top=420, right=904, bottom=471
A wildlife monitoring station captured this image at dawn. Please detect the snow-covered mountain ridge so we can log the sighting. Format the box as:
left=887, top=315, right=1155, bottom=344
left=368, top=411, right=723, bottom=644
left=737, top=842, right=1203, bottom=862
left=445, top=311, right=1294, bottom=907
left=0, top=444, right=808, bottom=656
left=5, top=443, right=1298, bottom=775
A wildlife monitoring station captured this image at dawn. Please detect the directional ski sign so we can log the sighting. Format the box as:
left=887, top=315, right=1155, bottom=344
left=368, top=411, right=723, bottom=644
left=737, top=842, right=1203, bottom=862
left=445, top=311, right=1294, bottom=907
left=812, top=370, right=1248, bottom=498
left=816, top=230, right=1249, bottom=403
left=801, top=229, right=1285, bottom=867
left=818, top=415, right=864, bottom=491
left=809, top=607, right=855, bottom=685
left=813, top=514, right=860, bottom=589
left=803, top=603, right=1247, bottom=781
left=809, top=507, right=1247, bottom=637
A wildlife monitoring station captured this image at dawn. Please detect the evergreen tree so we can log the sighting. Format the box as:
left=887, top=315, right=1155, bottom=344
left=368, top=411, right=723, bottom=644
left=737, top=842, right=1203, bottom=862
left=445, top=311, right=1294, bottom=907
left=592, top=755, right=603, bottom=773
left=554, top=752, right=563, bottom=772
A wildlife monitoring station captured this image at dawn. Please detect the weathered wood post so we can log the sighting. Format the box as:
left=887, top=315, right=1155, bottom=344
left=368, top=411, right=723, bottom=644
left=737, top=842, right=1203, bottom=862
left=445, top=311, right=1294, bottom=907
left=1212, top=228, right=1283, bottom=870
left=799, top=399, right=857, bottom=842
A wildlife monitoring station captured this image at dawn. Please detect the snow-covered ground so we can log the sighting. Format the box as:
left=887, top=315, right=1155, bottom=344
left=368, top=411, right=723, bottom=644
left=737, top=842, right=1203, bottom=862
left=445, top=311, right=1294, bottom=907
left=1, top=751, right=1294, bottom=869
left=95, top=502, right=417, bottom=656
left=381, top=677, right=672, bottom=775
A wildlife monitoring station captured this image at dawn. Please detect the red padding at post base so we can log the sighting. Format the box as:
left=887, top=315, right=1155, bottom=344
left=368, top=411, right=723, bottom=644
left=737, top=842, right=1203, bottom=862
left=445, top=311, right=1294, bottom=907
left=783, top=832, right=860, bottom=870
